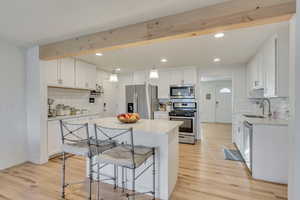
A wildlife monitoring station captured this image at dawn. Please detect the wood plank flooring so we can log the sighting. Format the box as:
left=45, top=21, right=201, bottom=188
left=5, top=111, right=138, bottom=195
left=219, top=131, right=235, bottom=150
left=0, top=123, right=287, bottom=200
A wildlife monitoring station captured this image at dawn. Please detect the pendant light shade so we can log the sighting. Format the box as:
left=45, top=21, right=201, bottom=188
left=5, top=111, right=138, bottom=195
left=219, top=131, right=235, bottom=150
left=109, top=73, right=118, bottom=82
left=149, top=68, right=159, bottom=79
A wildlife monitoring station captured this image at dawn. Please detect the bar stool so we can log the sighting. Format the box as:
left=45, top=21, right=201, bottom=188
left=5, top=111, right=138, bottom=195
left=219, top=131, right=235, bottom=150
left=93, top=124, right=156, bottom=200
left=59, top=120, right=115, bottom=200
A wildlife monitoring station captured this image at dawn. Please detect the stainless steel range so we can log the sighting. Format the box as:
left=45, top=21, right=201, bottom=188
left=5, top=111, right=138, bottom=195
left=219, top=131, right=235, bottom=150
left=169, top=100, right=197, bottom=144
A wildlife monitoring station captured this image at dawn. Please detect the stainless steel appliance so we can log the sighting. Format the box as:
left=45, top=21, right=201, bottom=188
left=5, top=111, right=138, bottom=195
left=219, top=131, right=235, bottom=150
left=243, top=120, right=253, bottom=173
left=169, top=100, right=197, bottom=144
left=126, top=84, right=158, bottom=119
left=170, top=85, right=195, bottom=99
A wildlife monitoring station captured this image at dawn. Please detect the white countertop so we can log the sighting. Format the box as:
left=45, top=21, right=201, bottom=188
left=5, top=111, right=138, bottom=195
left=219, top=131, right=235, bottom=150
left=243, top=116, right=288, bottom=126
left=77, top=117, right=183, bottom=135
left=48, top=112, right=101, bottom=121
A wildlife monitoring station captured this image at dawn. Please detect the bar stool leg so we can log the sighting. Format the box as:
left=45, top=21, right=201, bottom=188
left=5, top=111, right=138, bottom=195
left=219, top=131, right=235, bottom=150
left=88, top=156, right=93, bottom=200
left=152, top=148, right=156, bottom=200
left=122, top=167, right=125, bottom=192
left=97, top=160, right=100, bottom=200
left=132, top=168, right=136, bottom=200
left=114, top=164, right=117, bottom=189
left=61, top=152, right=66, bottom=199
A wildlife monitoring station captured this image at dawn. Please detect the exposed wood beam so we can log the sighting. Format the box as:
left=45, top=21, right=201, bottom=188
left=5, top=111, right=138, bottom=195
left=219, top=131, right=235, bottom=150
left=40, top=0, right=296, bottom=60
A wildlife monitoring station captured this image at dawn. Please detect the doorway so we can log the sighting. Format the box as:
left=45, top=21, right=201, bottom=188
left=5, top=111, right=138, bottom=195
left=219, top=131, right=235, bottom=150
left=200, top=78, right=232, bottom=123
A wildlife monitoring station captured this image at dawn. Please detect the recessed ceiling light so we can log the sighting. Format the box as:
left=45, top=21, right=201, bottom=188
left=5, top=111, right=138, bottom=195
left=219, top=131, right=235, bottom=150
left=214, top=58, right=221, bottom=62
left=161, top=58, right=168, bottom=63
left=96, top=53, right=103, bottom=56
left=214, top=32, right=225, bottom=38
left=115, top=68, right=121, bottom=72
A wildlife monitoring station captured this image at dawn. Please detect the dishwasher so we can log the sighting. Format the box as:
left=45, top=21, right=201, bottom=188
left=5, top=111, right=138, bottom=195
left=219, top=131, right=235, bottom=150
left=243, top=121, right=253, bottom=173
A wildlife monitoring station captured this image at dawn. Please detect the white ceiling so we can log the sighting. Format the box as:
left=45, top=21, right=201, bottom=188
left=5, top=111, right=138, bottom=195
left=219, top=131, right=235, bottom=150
left=77, top=21, right=289, bottom=73
left=0, top=0, right=227, bottom=46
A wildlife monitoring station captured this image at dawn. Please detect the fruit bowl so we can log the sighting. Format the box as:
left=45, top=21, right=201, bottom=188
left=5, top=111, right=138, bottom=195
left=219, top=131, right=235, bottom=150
left=117, top=113, right=141, bottom=123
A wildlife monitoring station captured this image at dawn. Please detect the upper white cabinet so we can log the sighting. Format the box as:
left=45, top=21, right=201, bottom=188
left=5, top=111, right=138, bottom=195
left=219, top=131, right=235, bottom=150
left=246, top=28, right=289, bottom=98
left=60, top=58, right=75, bottom=88
left=170, top=70, right=183, bottom=85
left=43, top=58, right=75, bottom=88
left=183, top=69, right=197, bottom=85
left=43, top=58, right=97, bottom=90
left=133, top=71, right=147, bottom=84
left=43, top=60, right=59, bottom=86
left=157, top=68, right=197, bottom=99
left=157, top=71, right=171, bottom=99
left=75, top=60, right=97, bottom=90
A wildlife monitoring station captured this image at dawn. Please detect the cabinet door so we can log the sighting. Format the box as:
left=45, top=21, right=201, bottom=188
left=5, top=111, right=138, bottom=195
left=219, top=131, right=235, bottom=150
left=47, top=121, right=62, bottom=157
left=75, top=60, right=86, bottom=89
left=42, top=60, right=59, bottom=86
left=263, top=36, right=277, bottom=97
left=183, top=69, right=197, bottom=85
left=133, top=71, right=147, bottom=84
left=170, top=70, right=183, bottom=85
left=75, top=60, right=96, bottom=89
left=256, top=52, right=264, bottom=89
left=85, top=63, right=97, bottom=90
left=158, top=71, right=171, bottom=99
left=60, top=58, right=75, bottom=88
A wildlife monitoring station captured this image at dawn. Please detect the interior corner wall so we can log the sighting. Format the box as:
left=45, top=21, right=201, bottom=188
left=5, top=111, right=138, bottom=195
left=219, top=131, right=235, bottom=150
left=25, top=46, right=48, bottom=164
left=0, top=38, right=28, bottom=169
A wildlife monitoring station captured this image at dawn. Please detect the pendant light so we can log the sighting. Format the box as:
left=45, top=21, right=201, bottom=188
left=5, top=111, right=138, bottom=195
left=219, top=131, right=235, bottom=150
left=149, top=67, right=159, bottom=79
left=109, top=71, right=118, bottom=82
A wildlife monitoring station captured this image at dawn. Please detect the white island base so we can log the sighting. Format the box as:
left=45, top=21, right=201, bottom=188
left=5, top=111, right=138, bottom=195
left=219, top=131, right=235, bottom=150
left=81, top=118, right=182, bottom=200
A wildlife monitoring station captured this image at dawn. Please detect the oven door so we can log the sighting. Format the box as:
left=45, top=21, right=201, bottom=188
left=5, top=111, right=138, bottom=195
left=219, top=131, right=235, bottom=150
left=170, top=86, right=195, bottom=99
left=169, top=116, right=195, bottom=136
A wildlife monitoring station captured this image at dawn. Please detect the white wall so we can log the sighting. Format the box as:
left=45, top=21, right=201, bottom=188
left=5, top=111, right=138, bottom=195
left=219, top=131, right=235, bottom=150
left=198, top=64, right=247, bottom=114
left=289, top=12, right=299, bottom=200
left=0, top=38, right=28, bottom=169
left=25, top=47, right=48, bottom=164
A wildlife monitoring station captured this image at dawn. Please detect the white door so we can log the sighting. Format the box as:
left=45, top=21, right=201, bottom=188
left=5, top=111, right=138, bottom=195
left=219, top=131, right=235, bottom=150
left=200, top=87, right=216, bottom=122
left=215, top=85, right=232, bottom=123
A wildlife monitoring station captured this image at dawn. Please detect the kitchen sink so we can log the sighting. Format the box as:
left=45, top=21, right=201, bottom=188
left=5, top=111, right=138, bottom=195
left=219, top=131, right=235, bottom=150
left=243, top=114, right=265, bottom=119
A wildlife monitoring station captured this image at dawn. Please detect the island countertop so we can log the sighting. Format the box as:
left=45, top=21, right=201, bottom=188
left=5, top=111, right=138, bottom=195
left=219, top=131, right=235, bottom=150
left=76, top=117, right=183, bottom=135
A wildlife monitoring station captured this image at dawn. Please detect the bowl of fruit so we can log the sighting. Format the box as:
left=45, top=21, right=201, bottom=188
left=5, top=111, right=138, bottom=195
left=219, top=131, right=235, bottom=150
left=117, top=113, right=141, bottom=123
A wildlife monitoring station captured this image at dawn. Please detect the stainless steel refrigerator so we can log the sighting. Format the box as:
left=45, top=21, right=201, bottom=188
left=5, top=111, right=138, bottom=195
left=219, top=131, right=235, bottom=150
left=126, top=84, right=158, bottom=119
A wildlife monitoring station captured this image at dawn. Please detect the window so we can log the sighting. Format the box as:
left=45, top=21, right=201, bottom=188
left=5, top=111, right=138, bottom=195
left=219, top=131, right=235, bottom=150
left=219, top=88, right=231, bottom=94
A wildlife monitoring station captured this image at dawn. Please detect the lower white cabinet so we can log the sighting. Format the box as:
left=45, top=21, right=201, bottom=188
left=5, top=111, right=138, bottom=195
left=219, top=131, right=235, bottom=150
left=47, top=120, right=62, bottom=157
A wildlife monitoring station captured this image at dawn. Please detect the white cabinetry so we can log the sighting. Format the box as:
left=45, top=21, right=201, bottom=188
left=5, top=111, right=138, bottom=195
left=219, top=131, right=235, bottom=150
left=246, top=28, right=289, bottom=98
left=157, top=71, right=171, bottom=99
left=60, top=58, right=75, bottom=87
left=47, top=120, right=62, bottom=157
left=43, top=58, right=75, bottom=87
left=183, top=69, right=197, bottom=85
left=170, top=70, right=183, bottom=85
left=75, top=60, right=97, bottom=90
left=43, top=60, right=59, bottom=86
left=133, top=71, right=147, bottom=84
left=157, top=68, right=197, bottom=99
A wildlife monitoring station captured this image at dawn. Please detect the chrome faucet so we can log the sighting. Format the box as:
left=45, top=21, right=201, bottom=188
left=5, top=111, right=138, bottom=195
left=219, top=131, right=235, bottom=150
left=259, top=98, right=272, bottom=118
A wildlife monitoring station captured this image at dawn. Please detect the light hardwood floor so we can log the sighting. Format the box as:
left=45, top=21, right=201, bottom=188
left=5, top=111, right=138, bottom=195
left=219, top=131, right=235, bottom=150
left=0, top=123, right=287, bottom=200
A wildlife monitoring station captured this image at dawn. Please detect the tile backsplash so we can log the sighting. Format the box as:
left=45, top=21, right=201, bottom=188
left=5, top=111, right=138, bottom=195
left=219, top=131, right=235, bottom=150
left=250, top=97, right=289, bottom=120
left=48, top=87, right=105, bottom=113
left=234, top=97, right=289, bottom=120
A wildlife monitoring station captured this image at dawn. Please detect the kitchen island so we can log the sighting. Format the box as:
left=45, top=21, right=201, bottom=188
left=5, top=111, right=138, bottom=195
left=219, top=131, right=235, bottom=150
left=73, top=117, right=182, bottom=200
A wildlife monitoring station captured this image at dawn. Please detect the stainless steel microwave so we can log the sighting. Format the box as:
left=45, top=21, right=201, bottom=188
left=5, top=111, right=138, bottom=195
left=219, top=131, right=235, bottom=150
left=170, top=85, right=195, bottom=99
